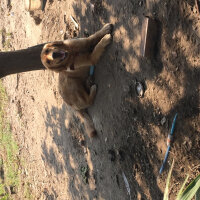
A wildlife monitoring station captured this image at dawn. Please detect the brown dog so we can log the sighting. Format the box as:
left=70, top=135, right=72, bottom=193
left=41, top=24, right=113, bottom=137
left=41, top=23, right=113, bottom=71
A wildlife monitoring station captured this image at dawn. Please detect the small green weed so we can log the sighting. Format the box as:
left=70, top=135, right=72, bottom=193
left=80, top=165, right=89, bottom=184
left=0, top=80, right=20, bottom=199
left=0, top=28, right=13, bottom=51
left=164, top=159, right=200, bottom=200
left=24, top=182, right=33, bottom=199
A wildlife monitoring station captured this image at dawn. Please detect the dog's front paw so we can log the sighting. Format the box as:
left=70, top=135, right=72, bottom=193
left=102, top=23, right=113, bottom=34
left=101, top=34, right=112, bottom=47
left=90, top=84, right=97, bottom=95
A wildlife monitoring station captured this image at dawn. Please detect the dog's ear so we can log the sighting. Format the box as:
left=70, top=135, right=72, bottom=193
left=51, top=41, right=64, bottom=47
left=43, top=41, right=64, bottom=49
left=50, top=41, right=64, bottom=47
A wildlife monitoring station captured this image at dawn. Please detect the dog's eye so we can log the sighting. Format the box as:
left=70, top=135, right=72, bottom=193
left=45, top=49, right=49, bottom=54
left=46, top=59, right=51, bottom=64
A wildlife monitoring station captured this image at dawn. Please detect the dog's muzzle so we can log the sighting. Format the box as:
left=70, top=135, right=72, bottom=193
left=52, top=51, right=67, bottom=60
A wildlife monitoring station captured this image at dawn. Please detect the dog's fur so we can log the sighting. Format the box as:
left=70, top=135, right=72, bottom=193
left=41, top=24, right=113, bottom=137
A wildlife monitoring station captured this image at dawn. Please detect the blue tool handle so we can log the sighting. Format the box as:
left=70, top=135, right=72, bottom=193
left=170, top=113, right=178, bottom=135
left=159, top=113, right=178, bottom=175
left=90, top=65, right=95, bottom=76
left=167, top=134, right=172, bottom=146
left=159, top=145, right=171, bottom=174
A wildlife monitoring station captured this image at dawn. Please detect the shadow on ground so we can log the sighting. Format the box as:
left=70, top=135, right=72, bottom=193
left=41, top=0, right=200, bottom=199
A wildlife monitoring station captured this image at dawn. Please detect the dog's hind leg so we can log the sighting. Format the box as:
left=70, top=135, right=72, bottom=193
left=77, top=84, right=97, bottom=109
left=77, top=109, right=97, bottom=138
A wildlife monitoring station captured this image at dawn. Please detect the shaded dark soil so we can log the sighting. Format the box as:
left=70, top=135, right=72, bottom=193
left=1, top=0, right=199, bottom=199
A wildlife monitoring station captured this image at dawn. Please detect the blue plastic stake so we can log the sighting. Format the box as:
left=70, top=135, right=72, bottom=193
left=90, top=65, right=95, bottom=76
left=159, top=113, right=178, bottom=175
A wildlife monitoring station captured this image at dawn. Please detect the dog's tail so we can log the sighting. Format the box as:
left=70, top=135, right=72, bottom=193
left=76, top=110, right=97, bottom=138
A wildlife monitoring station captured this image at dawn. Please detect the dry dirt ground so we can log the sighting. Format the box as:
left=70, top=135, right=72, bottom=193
left=0, top=0, right=200, bottom=199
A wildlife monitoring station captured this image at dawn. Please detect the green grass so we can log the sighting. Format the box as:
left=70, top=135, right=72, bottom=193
left=24, top=182, right=33, bottom=199
left=164, top=159, right=200, bottom=200
left=0, top=29, right=13, bottom=50
left=0, top=80, right=20, bottom=199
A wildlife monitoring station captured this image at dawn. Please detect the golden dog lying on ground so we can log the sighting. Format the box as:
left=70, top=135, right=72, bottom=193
left=41, top=23, right=113, bottom=137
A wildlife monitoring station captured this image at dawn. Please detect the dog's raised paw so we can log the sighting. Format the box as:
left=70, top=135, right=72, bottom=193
left=102, top=23, right=113, bottom=34
left=102, top=34, right=112, bottom=47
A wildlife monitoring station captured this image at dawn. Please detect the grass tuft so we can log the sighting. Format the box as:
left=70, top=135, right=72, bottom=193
left=0, top=80, right=20, bottom=199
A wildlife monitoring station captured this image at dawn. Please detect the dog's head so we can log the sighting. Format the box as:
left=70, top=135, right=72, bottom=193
left=41, top=41, right=69, bottom=72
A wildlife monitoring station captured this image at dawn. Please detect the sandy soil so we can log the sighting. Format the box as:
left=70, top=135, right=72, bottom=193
left=0, top=0, right=200, bottom=199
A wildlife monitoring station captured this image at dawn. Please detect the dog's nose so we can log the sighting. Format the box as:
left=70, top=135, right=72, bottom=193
left=52, top=52, right=62, bottom=59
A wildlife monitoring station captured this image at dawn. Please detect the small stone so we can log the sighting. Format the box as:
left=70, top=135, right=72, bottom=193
left=90, top=3, right=95, bottom=12
left=136, top=82, right=144, bottom=97
left=172, top=51, right=177, bottom=58
left=139, top=1, right=143, bottom=6
left=105, top=137, right=108, bottom=143
left=161, top=117, right=166, bottom=126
